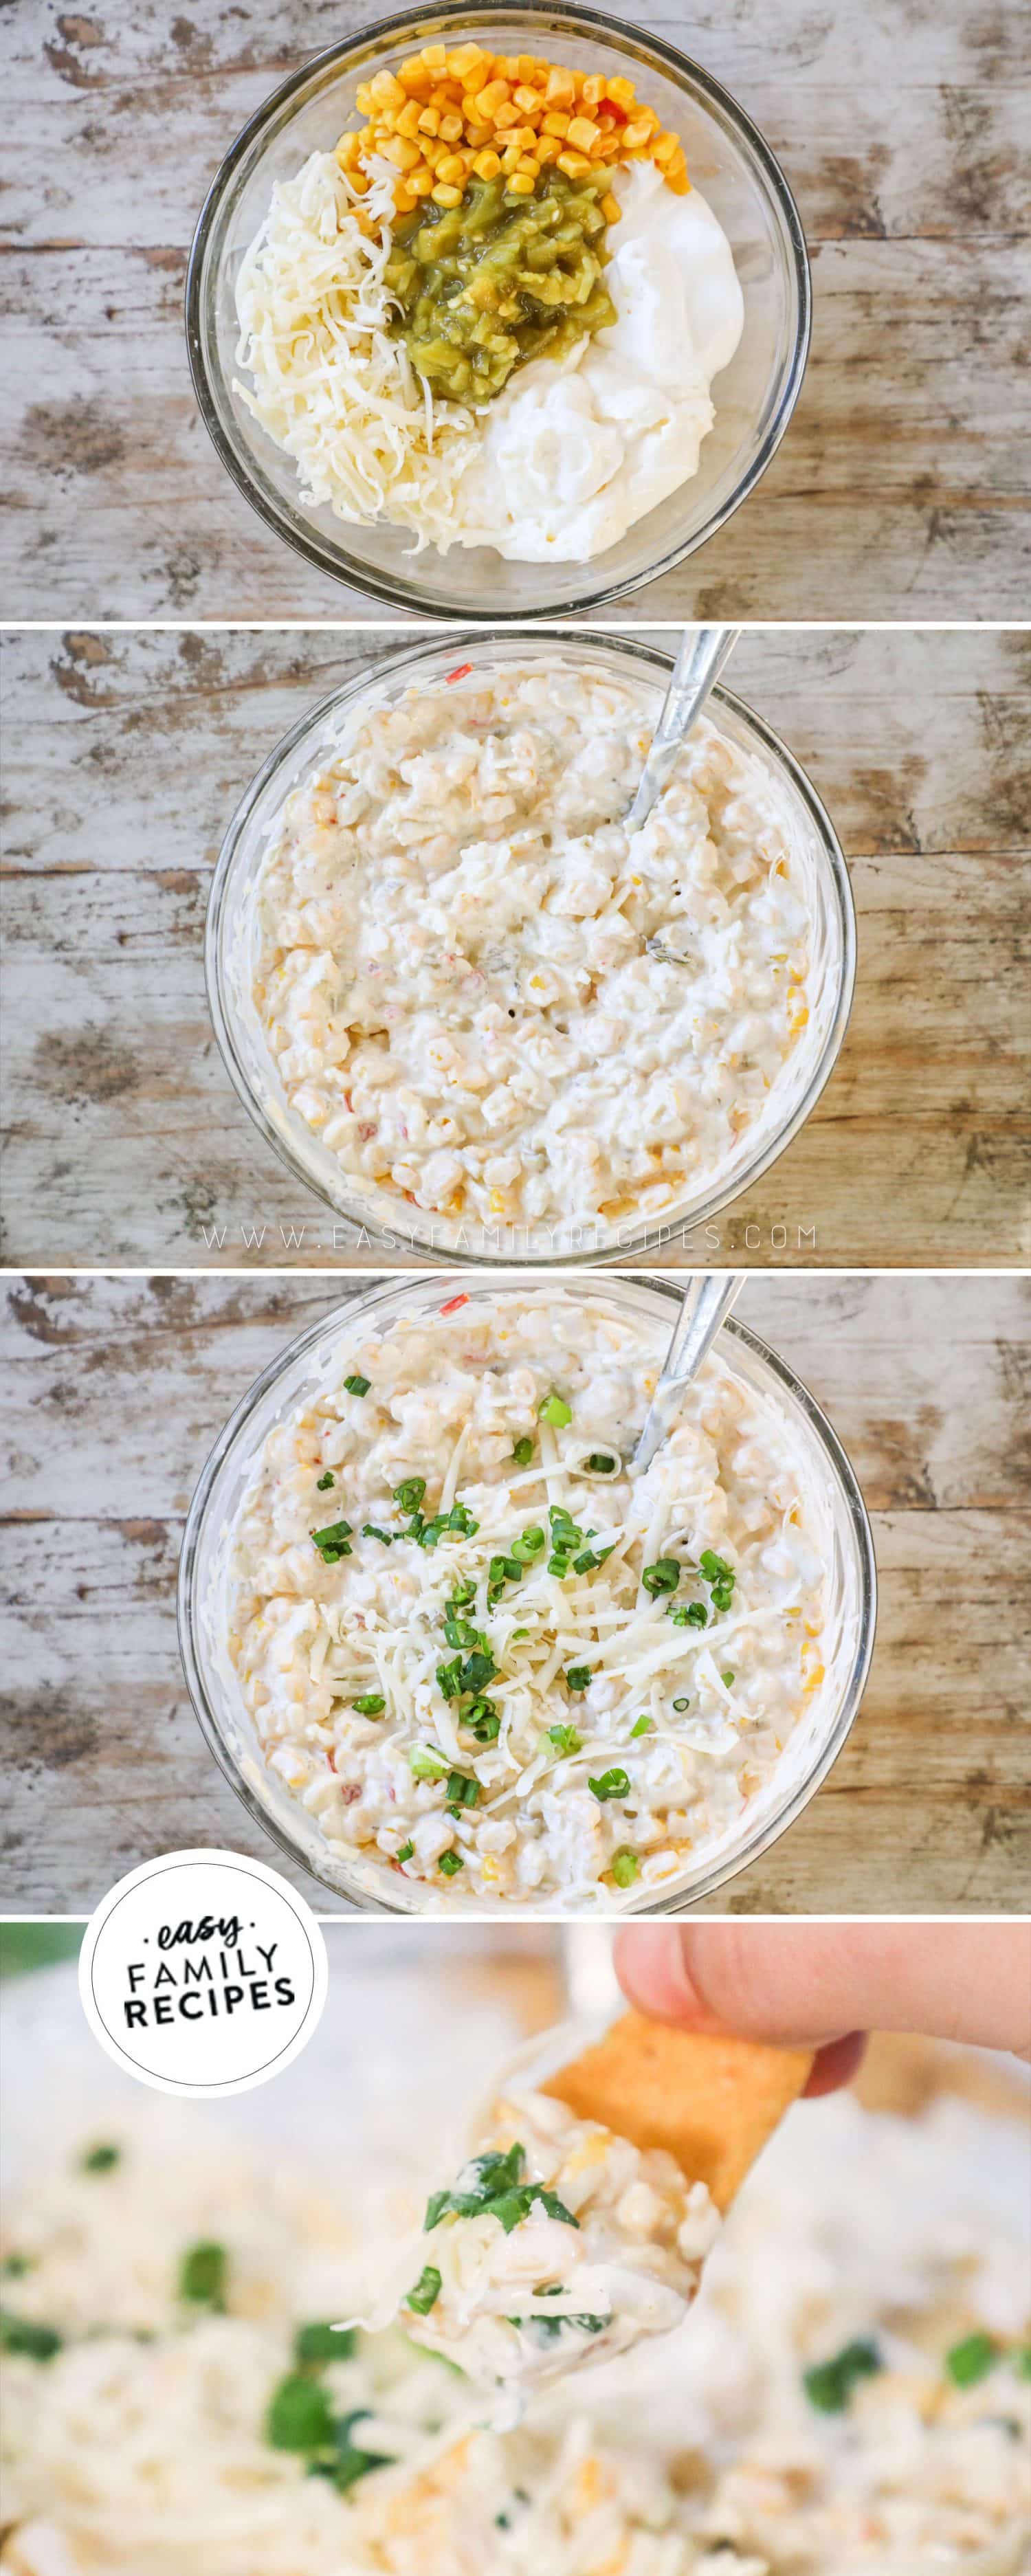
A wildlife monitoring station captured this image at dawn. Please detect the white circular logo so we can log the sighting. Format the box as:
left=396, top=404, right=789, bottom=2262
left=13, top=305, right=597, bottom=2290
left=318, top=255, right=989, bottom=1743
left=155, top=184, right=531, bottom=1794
left=78, top=1850, right=329, bottom=2097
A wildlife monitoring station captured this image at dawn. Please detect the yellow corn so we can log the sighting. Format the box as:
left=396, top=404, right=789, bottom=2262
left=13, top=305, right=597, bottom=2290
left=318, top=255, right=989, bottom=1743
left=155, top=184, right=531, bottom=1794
left=431, top=181, right=463, bottom=206
left=507, top=170, right=536, bottom=193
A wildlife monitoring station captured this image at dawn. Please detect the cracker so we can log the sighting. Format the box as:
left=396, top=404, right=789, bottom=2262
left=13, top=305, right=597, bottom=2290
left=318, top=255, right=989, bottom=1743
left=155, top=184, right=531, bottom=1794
left=542, top=2010, right=812, bottom=2211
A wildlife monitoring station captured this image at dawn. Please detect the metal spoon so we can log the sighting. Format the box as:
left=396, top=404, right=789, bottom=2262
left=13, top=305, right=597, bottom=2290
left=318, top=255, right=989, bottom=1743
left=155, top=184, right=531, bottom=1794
left=625, top=623, right=740, bottom=834
left=632, top=1273, right=746, bottom=1474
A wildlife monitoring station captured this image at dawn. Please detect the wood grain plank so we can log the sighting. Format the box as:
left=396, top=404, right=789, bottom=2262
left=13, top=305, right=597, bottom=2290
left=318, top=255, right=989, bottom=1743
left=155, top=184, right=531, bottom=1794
left=1, top=1272, right=1028, bottom=1917
left=1, top=0, right=1028, bottom=617
left=2, top=628, right=1028, bottom=1269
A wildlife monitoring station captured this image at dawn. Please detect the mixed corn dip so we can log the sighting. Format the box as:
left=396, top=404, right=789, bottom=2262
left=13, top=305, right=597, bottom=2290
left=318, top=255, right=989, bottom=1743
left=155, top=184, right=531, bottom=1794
left=403, top=2085, right=720, bottom=2388
left=2, top=2082, right=1028, bottom=2573
left=234, top=41, right=744, bottom=559
left=225, top=1291, right=829, bottom=1909
left=250, top=661, right=814, bottom=1243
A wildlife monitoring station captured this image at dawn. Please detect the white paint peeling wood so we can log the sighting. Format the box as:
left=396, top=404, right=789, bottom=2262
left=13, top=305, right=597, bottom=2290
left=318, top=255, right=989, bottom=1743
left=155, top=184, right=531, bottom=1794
left=1, top=1272, right=1028, bottom=1916
left=1, top=628, right=1028, bottom=1269
left=2, top=0, right=1029, bottom=616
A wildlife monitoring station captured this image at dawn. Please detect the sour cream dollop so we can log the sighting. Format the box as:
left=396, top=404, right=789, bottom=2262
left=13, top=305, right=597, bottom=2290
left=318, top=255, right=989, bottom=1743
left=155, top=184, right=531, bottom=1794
left=451, top=163, right=744, bottom=562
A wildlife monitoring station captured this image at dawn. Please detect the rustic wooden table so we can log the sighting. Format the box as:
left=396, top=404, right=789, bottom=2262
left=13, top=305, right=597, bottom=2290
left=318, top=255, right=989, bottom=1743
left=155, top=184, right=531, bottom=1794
left=4, top=0, right=1028, bottom=619
left=3, top=1271, right=1027, bottom=1916
left=2, top=625, right=1028, bottom=1269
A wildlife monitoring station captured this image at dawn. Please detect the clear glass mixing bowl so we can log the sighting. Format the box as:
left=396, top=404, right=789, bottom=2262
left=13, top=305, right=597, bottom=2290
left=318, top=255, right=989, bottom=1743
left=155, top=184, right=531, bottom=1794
left=177, top=1271, right=876, bottom=1913
left=185, top=1, right=810, bottom=613
left=206, top=628, right=856, bottom=1264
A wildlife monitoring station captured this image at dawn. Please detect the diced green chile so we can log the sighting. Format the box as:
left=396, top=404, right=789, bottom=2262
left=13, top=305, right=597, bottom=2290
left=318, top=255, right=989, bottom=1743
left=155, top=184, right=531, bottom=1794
left=295, top=2320, right=356, bottom=2365
left=803, top=2339, right=882, bottom=2412
left=179, top=2241, right=228, bottom=2309
left=384, top=169, right=616, bottom=406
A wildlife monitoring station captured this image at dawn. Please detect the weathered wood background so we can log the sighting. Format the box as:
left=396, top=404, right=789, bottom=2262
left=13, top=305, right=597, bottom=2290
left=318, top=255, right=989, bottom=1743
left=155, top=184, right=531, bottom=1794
left=2, top=1271, right=1028, bottom=1916
left=3, top=0, right=1029, bottom=618
left=2, top=625, right=1028, bottom=1269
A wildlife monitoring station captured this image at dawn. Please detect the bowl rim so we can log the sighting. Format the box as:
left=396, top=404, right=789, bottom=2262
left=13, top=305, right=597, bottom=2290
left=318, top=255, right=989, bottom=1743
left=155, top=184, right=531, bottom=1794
left=184, top=0, right=812, bottom=614
left=203, top=624, right=858, bottom=1267
left=176, top=1272, right=878, bottom=1916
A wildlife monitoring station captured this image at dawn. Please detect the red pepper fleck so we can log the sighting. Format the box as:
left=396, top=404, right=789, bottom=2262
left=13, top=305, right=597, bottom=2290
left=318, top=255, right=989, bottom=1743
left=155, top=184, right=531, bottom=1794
left=439, top=1293, right=469, bottom=1315
left=445, top=662, right=474, bottom=684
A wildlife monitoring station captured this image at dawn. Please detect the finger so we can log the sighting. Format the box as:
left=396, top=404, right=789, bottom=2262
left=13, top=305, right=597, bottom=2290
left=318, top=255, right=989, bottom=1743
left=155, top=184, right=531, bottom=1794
left=614, top=1923, right=1031, bottom=2060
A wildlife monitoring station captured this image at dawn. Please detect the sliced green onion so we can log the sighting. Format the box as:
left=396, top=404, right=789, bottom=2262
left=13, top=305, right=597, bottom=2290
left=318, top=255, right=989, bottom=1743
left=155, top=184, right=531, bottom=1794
left=588, top=1768, right=630, bottom=1803
left=564, top=1665, right=593, bottom=1692
left=352, top=1693, right=386, bottom=1716
left=396, top=1841, right=414, bottom=1863
left=510, top=1528, right=545, bottom=1562
left=546, top=1724, right=581, bottom=1757
left=344, top=1374, right=371, bottom=1398
left=642, top=1558, right=680, bottom=1597
left=406, top=2265, right=443, bottom=2316
left=586, top=1452, right=617, bottom=1472
left=295, top=2320, right=355, bottom=2365
left=672, top=1696, right=689, bottom=1711
left=81, top=2142, right=120, bottom=2173
left=362, top=1524, right=393, bottom=1546
left=630, top=1714, right=652, bottom=1737
left=438, top=1850, right=464, bottom=1876
left=410, top=1745, right=448, bottom=1780
left=946, top=2331, right=997, bottom=2388
left=394, top=1477, right=426, bottom=1511
left=512, top=1436, right=533, bottom=1465
left=179, top=2241, right=228, bottom=2310
left=0, top=2309, right=62, bottom=2360
left=670, top=1601, right=707, bottom=1628
left=803, top=2339, right=881, bottom=2413
left=611, top=1850, right=639, bottom=1888
left=315, top=1471, right=335, bottom=1491
left=267, top=2371, right=335, bottom=2453
left=538, top=1392, right=572, bottom=1428
left=445, top=1771, right=480, bottom=1812
left=311, top=1519, right=353, bottom=1562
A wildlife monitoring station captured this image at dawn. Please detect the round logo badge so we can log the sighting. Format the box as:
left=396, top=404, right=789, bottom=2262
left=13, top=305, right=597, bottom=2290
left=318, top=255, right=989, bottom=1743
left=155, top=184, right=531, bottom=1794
left=78, top=1850, right=329, bottom=2097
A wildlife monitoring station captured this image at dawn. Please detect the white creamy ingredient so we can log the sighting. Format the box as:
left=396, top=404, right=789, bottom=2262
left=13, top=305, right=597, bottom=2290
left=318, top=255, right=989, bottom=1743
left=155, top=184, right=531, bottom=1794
left=227, top=1292, right=828, bottom=1907
left=2, top=2088, right=1028, bottom=2574
left=252, top=663, right=813, bottom=1234
left=450, top=163, right=744, bottom=562
left=234, top=150, right=744, bottom=564
left=405, top=2085, right=719, bottom=2388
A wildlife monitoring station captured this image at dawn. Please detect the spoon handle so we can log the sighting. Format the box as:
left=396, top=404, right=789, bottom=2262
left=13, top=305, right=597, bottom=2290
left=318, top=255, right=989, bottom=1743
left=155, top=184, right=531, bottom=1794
left=625, top=624, right=740, bottom=833
left=632, top=1272, right=746, bottom=1472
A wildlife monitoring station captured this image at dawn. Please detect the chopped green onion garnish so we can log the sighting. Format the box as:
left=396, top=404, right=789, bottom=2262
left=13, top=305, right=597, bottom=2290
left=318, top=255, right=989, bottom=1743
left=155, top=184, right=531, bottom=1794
left=311, top=2407, right=392, bottom=2492
left=81, top=2142, right=120, bottom=2173
left=406, top=2265, right=442, bottom=2316
left=946, top=2331, right=997, bottom=2388
left=699, top=1548, right=733, bottom=1581
left=672, top=1696, right=689, bottom=1711
left=642, top=1558, right=680, bottom=1596
left=512, top=1436, right=534, bottom=1465
left=670, top=1601, right=707, bottom=1628
left=267, top=2371, right=335, bottom=2453
left=463, top=1698, right=501, bottom=1742
left=630, top=1714, right=652, bottom=1737
left=546, top=1724, right=581, bottom=1757
left=410, top=1744, right=448, bottom=1779
left=353, top=1693, right=386, bottom=1716
left=396, top=1841, right=414, bottom=1863
left=439, top=1850, right=464, bottom=1876
left=1, top=2256, right=32, bottom=2278
left=344, top=1374, right=371, bottom=1398
left=461, top=1650, right=496, bottom=1694
left=510, top=1528, right=545, bottom=1562
left=311, top=1519, right=353, bottom=1562
left=0, top=2309, right=62, bottom=2361
left=586, top=1452, right=616, bottom=1472
left=565, top=1665, right=592, bottom=1692
left=803, top=2339, right=881, bottom=2413
left=611, top=1850, right=639, bottom=1887
left=179, top=2241, right=228, bottom=2310
left=316, top=1471, right=335, bottom=1491
left=588, top=1768, right=630, bottom=1803
left=722, top=1671, right=735, bottom=1687
left=1013, top=2344, right=1031, bottom=2378
left=445, top=1771, right=479, bottom=1812
left=362, top=1524, right=392, bottom=1545
left=538, top=1392, right=572, bottom=1427
left=295, top=2320, right=355, bottom=2365
left=394, top=1477, right=426, bottom=1511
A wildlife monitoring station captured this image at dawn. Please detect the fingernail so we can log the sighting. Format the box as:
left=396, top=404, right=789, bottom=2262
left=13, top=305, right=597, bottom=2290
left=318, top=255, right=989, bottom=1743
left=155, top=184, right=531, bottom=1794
left=613, top=1924, right=702, bottom=2021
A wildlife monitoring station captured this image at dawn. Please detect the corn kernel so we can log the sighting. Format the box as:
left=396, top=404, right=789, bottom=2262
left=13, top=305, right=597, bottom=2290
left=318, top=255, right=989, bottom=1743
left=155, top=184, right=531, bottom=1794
left=622, top=118, right=654, bottom=148
left=665, top=166, right=691, bottom=193
left=430, top=181, right=463, bottom=206
left=370, top=68, right=405, bottom=109
left=516, top=153, right=540, bottom=177
left=436, top=151, right=465, bottom=184
left=517, top=53, right=539, bottom=79
left=606, top=74, right=636, bottom=108
left=535, top=133, right=561, bottom=164
left=408, top=164, right=434, bottom=195
left=595, top=133, right=621, bottom=159
left=395, top=97, right=423, bottom=136
left=335, top=129, right=361, bottom=166
left=557, top=148, right=592, bottom=177
left=544, top=65, right=575, bottom=105
left=438, top=109, right=463, bottom=141
left=542, top=109, right=570, bottom=137
left=421, top=43, right=447, bottom=68
left=446, top=43, right=485, bottom=78
left=473, top=146, right=502, bottom=178
left=581, top=72, right=606, bottom=105
left=393, top=181, right=417, bottom=212
left=417, top=104, right=440, bottom=134
left=500, top=142, right=523, bottom=170
left=474, top=78, right=510, bottom=115
left=653, top=130, right=679, bottom=164
left=381, top=133, right=421, bottom=170
left=513, top=83, right=542, bottom=113
left=498, top=54, right=522, bottom=79
left=463, top=120, right=491, bottom=146
left=601, top=188, right=621, bottom=222
left=494, top=100, right=521, bottom=129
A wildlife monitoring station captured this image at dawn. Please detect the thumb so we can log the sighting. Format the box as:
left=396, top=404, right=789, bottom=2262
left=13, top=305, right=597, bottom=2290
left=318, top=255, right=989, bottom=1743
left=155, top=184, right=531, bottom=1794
left=614, top=1923, right=1031, bottom=2061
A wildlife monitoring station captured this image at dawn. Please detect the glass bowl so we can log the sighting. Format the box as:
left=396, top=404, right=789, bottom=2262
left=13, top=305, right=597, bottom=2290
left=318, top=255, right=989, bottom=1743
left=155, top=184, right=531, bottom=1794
left=206, top=628, right=856, bottom=1265
left=185, top=2, right=811, bottom=614
left=177, top=1272, right=876, bottom=1913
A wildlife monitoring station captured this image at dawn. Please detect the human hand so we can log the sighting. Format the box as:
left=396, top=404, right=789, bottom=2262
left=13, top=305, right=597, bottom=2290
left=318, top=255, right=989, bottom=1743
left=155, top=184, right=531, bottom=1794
left=614, top=1922, right=1031, bottom=2096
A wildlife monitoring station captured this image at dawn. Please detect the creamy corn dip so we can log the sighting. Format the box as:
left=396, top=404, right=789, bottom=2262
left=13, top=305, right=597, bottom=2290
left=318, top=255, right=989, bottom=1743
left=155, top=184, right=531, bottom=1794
left=227, top=1291, right=828, bottom=1907
left=403, top=2085, right=720, bottom=2387
left=251, top=662, right=814, bottom=1239
left=2, top=2089, right=1028, bottom=2574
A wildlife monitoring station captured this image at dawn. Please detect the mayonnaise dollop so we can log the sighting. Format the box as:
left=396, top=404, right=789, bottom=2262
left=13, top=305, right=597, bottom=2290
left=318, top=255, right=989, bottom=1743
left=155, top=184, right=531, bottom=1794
left=451, top=162, right=744, bottom=562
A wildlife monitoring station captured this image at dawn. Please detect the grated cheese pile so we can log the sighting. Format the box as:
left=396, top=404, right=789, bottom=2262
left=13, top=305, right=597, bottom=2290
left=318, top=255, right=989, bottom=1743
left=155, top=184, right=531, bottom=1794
left=234, top=151, right=480, bottom=547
